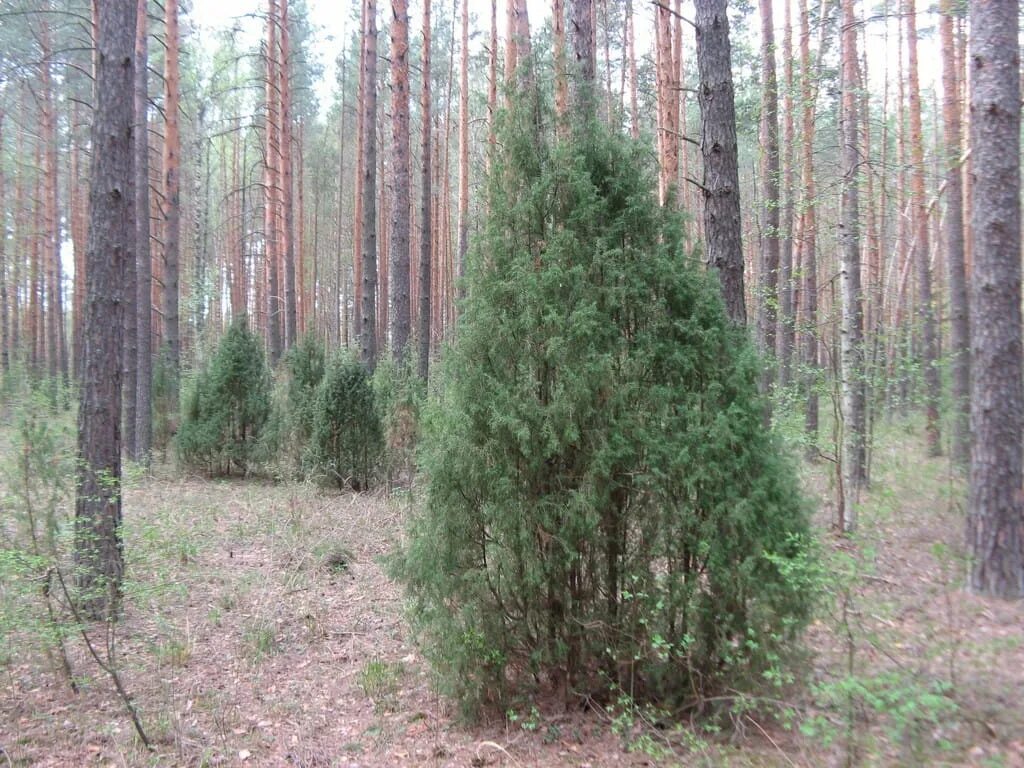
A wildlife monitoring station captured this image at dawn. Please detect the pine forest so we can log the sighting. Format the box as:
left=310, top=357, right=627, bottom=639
left=0, top=0, right=1022, bottom=765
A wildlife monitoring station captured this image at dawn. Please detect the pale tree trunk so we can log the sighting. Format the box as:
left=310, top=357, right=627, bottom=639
left=906, top=0, right=941, bottom=455
left=757, top=0, right=780, bottom=382
left=838, top=0, right=867, bottom=530
left=163, top=0, right=181, bottom=397
left=777, top=0, right=795, bottom=387
left=967, top=0, right=1023, bottom=598
left=940, top=0, right=968, bottom=469
left=695, top=0, right=746, bottom=325
left=0, top=112, right=7, bottom=374
left=799, top=0, right=818, bottom=446
left=76, top=0, right=137, bottom=621
left=391, top=0, right=412, bottom=361
left=418, top=0, right=432, bottom=380
left=360, top=0, right=379, bottom=371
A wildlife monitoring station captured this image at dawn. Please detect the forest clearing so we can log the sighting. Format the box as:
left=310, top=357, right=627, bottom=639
left=2, top=0, right=1023, bottom=765
left=1, top=419, right=1022, bottom=767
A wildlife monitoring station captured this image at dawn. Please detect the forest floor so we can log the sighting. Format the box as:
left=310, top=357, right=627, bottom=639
left=2, top=420, right=1024, bottom=767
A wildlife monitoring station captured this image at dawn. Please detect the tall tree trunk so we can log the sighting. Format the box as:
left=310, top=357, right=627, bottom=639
left=655, top=3, right=678, bottom=204
left=456, top=0, right=469, bottom=293
left=282, top=0, right=297, bottom=351
left=777, top=0, right=795, bottom=387
left=0, top=112, right=7, bottom=374
left=569, top=0, right=596, bottom=117
left=76, top=0, right=137, bottom=621
left=391, top=0, right=412, bottom=361
left=418, top=0, right=433, bottom=380
left=553, top=0, right=568, bottom=125
left=163, top=0, right=181, bottom=400
left=941, top=0, right=968, bottom=468
left=838, top=0, right=867, bottom=529
left=360, top=0, right=379, bottom=371
left=906, top=0, right=941, bottom=454
left=695, top=0, right=746, bottom=325
left=967, top=0, right=1023, bottom=598
left=41, top=18, right=63, bottom=394
left=625, top=0, right=638, bottom=138
left=265, top=0, right=283, bottom=363
left=758, top=0, right=780, bottom=383
left=799, top=0, right=818, bottom=446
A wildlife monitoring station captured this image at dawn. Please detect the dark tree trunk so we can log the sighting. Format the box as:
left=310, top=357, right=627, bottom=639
left=390, top=0, right=412, bottom=362
left=695, top=0, right=746, bottom=325
left=75, top=0, right=137, bottom=621
left=968, top=0, right=1023, bottom=598
left=569, top=0, right=595, bottom=117
left=417, top=0, right=432, bottom=380
left=359, top=0, right=379, bottom=372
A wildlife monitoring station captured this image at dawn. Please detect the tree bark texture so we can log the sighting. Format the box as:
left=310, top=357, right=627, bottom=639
left=968, top=0, right=1023, bottom=598
left=418, top=0, right=432, bottom=380
left=76, top=0, right=137, bottom=621
left=941, top=0, right=969, bottom=469
left=695, top=0, right=746, bottom=325
left=758, top=0, right=780, bottom=374
left=906, top=0, right=941, bottom=455
left=391, top=0, right=412, bottom=361
left=162, top=0, right=181, bottom=393
left=839, top=0, right=867, bottom=528
left=360, top=0, right=379, bottom=371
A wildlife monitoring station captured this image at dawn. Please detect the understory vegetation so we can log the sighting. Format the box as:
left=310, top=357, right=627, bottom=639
left=1, top=382, right=1020, bottom=766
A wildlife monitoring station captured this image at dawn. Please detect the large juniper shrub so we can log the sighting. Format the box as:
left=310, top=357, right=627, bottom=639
left=395, top=98, right=814, bottom=717
left=307, top=352, right=383, bottom=491
left=262, top=332, right=327, bottom=476
left=177, top=317, right=271, bottom=475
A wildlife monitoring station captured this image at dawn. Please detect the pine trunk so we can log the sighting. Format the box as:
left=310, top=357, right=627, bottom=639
left=906, top=0, right=941, bottom=454
left=391, top=0, right=412, bottom=361
left=695, top=0, right=746, bottom=325
left=75, top=0, right=137, bottom=621
left=758, top=0, right=780, bottom=380
left=359, top=0, right=379, bottom=371
left=418, top=0, right=433, bottom=379
left=967, top=0, right=1023, bottom=598
left=941, top=0, right=969, bottom=468
left=163, top=0, right=181, bottom=397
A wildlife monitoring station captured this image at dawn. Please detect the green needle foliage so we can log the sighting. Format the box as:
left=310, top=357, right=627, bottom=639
left=287, top=331, right=327, bottom=442
left=307, top=352, right=383, bottom=491
left=177, top=317, right=271, bottom=475
left=396, top=96, right=814, bottom=717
